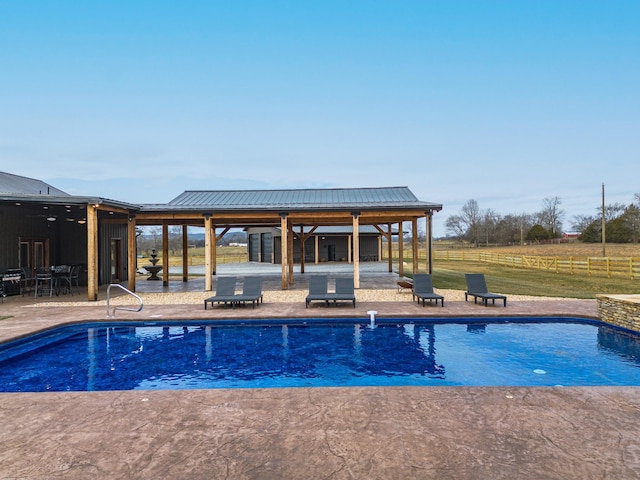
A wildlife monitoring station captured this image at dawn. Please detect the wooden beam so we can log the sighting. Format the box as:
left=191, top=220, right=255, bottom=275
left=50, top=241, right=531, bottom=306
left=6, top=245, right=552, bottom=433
left=86, top=204, right=98, bottom=301
left=127, top=215, right=137, bottom=292
left=216, top=227, right=231, bottom=242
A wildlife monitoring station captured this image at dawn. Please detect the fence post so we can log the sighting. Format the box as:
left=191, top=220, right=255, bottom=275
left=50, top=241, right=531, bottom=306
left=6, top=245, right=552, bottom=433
left=569, top=256, right=573, bottom=274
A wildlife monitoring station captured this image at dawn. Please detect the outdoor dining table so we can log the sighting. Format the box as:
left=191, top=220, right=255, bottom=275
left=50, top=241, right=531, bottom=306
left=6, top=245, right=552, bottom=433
left=34, top=265, right=72, bottom=297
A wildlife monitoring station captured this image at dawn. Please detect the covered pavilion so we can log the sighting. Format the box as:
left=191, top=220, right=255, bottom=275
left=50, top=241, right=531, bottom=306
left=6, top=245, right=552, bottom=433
left=132, top=187, right=443, bottom=293
left=1, top=171, right=442, bottom=301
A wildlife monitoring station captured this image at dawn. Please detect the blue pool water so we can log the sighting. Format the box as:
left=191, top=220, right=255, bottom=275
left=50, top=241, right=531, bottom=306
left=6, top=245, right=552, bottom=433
left=1, top=317, right=640, bottom=392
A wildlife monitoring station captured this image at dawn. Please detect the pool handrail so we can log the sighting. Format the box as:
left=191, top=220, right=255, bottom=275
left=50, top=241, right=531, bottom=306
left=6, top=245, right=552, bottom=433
left=106, top=283, right=143, bottom=317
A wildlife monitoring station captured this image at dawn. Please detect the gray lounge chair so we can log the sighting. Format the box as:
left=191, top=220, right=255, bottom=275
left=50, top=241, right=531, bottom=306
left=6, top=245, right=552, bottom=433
left=234, top=276, right=263, bottom=308
left=204, top=276, right=237, bottom=309
left=305, top=275, right=330, bottom=308
left=330, top=277, right=356, bottom=308
left=412, top=274, right=444, bottom=307
left=464, top=273, right=507, bottom=307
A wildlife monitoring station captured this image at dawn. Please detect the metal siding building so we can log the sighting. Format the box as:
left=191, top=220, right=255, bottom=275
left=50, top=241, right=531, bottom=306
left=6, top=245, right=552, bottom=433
left=2, top=172, right=443, bottom=296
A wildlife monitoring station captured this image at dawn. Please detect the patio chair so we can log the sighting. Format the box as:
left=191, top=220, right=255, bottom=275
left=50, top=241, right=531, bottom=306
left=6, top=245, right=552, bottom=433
left=68, top=265, right=81, bottom=295
left=234, top=276, right=264, bottom=308
left=20, top=267, right=35, bottom=297
left=330, top=276, right=356, bottom=308
left=305, top=275, right=330, bottom=308
left=34, top=267, right=54, bottom=297
left=204, top=276, right=238, bottom=309
left=464, top=273, right=507, bottom=307
left=412, top=274, right=444, bottom=307
left=55, top=265, right=73, bottom=295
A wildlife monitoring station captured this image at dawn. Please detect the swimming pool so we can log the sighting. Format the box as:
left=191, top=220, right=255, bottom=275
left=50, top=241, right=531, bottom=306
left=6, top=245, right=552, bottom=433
left=1, top=317, right=639, bottom=392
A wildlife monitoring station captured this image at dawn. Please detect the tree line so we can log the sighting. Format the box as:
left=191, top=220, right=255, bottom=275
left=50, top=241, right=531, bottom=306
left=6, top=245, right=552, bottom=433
left=445, top=194, right=640, bottom=245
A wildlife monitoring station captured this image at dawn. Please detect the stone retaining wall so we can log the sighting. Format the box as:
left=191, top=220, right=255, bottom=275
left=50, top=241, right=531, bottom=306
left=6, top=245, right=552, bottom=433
left=597, top=294, right=640, bottom=332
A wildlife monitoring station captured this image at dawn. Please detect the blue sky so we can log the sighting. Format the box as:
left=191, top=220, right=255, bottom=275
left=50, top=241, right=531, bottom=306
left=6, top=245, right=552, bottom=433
left=1, top=1, right=638, bottom=237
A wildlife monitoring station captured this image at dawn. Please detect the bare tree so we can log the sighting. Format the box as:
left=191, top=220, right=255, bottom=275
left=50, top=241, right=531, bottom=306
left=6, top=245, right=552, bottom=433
left=572, top=214, right=597, bottom=233
left=603, top=202, right=626, bottom=222
left=461, top=200, right=483, bottom=246
left=445, top=214, right=466, bottom=239
left=538, top=197, right=564, bottom=237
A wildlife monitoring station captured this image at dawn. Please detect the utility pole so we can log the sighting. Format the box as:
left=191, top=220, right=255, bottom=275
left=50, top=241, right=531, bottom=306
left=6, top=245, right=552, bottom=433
left=601, top=183, right=606, bottom=257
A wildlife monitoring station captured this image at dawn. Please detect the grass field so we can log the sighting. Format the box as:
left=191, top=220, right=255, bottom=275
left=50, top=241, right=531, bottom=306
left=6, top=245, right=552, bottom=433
left=425, top=242, right=639, bottom=298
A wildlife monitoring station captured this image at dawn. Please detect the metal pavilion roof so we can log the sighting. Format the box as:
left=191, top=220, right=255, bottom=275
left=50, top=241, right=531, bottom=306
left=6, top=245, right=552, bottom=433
left=0, top=171, right=69, bottom=196
left=153, top=186, right=442, bottom=213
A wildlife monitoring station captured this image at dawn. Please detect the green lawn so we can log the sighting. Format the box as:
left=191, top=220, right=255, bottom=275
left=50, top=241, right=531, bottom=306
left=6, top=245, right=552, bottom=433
left=426, top=260, right=639, bottom=299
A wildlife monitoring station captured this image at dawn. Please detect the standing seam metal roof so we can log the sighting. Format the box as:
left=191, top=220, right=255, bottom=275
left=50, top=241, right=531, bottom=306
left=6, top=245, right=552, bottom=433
left=0, top=172, right=69, bottom=196
left=165, top=187, right=440, bottom=211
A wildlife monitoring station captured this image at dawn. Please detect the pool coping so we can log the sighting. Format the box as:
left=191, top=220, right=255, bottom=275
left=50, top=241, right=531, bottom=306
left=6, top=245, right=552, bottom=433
left=4, top=297, right=640, bottom=479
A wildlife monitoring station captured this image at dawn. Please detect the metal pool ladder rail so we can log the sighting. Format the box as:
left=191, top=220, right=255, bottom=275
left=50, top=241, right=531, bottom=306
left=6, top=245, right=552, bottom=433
left=106, top=284, right=143, bottom=317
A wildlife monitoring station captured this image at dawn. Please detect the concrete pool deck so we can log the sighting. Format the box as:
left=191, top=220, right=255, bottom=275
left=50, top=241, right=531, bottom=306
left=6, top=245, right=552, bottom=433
left=1, top=273, right=639, bottom=479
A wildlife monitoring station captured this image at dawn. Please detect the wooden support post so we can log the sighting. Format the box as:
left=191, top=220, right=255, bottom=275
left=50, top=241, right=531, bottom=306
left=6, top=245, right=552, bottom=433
left=162, top=222, right=169, bottom=286
left=204, top=216, right=213, bottom=291
left=127, top=215, right=137, bottom=292
left=348, top=235, right=352, bottom=263
left=288, top=221, right=294, bottom=284
left=211, top=222, right=217, bottom=276
left=87, top=204, right=98, bottom=301
left=281, top=214, right=289, bottom=289
left=387, top=223, right=393, bottom=273
left=398, top=221, right=404, bottom=277
left=182, top=225, right=188, bottom=282
left=352, top=213, right=360, bottom=288
left=299, top=226, right=305, bottom=274
left=412, top=218, right=418, bottom=274
left=426, top=214, right=433, bottom=274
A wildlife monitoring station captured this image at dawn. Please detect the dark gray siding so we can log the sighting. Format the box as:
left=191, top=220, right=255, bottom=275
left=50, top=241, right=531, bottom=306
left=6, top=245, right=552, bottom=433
left=261, top=232, right=272, bottom=263
left=249, top=234, right=259, bottom=262
left=98, top=223, right=129, bottom=285
left=0, top=204, right=56, bottom=269
left=272, top=235, right=378, bottom=264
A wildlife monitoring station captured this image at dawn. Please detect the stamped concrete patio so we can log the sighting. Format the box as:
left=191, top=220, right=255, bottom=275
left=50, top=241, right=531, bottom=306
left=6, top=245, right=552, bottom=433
left=1, top=263, right=639, bottom=479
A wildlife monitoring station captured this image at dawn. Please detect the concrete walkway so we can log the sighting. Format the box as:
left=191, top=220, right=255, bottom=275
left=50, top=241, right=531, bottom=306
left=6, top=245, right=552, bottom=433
left=1, top=265, right=639, bottom=479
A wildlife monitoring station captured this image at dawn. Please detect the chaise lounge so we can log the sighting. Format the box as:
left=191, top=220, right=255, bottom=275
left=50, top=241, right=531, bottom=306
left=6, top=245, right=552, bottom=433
left=464, top=273, right=507, bottom=307
left=330, top=277, right=356, bottom=308
left=305, top=276, right=356, bottom=308
left=204, top=276, right=238, bottom=309
left=412, top=274, right=444, bottom=307
left=305, top=275, right=330, bottom=308
left=233, top=276, right=264, bottom=308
